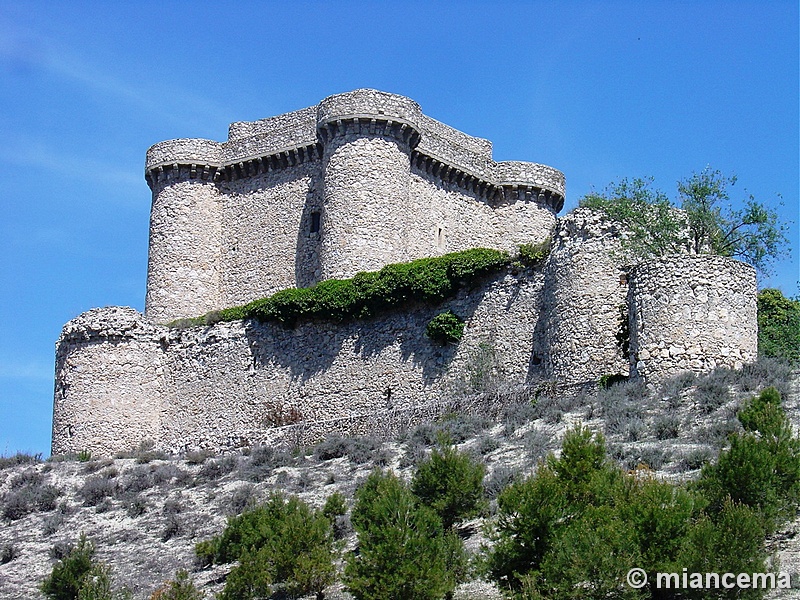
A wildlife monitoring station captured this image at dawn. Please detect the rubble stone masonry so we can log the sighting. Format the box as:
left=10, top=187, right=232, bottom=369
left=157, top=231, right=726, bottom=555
left=53, top=90, right=758, bottom=455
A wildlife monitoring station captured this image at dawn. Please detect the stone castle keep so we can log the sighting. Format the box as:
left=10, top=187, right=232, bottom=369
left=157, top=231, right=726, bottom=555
left=52, top=90, right=758, bottom=456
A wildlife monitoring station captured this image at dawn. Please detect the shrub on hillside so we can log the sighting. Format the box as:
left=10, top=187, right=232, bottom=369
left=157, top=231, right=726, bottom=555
left=79, top=476, right=116, bottom=507
left=0, top=452, right=41, bottom=470
left=487, top=426, right=771, bottom=598
left=313, top=434, right=381, bottom=464
left=196, top=493, right=337, bottom=599
left=150, top=570, right=206, bottom=600
left=2, top=475, right=61, bottom=521
left=75, top=563, right=131, bottom=600
left=344, top=470, right=466, bottom=600
left=758, top=288, right=800, bottom=364
left=697, top=386, right=800, bottom=532
left=41, top=535, right=95, bottom=599
left=411, top=440, right=486, bottom=529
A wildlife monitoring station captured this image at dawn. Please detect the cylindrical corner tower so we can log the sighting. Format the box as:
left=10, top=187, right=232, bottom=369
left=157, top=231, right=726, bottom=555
left=144, top=139, right=223, bottom=323
left=52, top=307, right=164, bottom=456
left=543, top=208, right=630, bottom=384
left=628, top=254, right=757, bottom=383
left=316, top=90, right=422, bottom=279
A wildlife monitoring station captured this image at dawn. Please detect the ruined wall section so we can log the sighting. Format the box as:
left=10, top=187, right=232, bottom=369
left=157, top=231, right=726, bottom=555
left=53, top=308, right=164, bottom=456
left=54, top=271, right=545, bottom=456
left=628, top=255, right=758, bottom=382
left=543, top=208, right=630, bottom=384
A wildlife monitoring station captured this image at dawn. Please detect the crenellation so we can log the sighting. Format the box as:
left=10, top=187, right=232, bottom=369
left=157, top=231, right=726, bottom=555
left=53, top=89, right=759, bottom=457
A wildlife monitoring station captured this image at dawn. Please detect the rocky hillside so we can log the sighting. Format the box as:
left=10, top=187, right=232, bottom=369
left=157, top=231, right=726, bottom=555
left=1, top=359, right=798, bottom=599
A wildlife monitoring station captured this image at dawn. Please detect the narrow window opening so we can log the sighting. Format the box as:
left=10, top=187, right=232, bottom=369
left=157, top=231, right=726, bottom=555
left=310, top=211, right=321, bottom=234
left=437, top=227, right=444, bottom=248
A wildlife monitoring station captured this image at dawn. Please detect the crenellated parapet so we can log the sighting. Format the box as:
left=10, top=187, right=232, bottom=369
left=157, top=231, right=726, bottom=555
left=144, top=89, right=565, bottom=203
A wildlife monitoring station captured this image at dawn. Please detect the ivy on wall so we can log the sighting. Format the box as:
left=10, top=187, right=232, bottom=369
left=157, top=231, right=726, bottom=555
left=425, top=311, right=465, bottom=345
left=170, top=248, right=510, bottom=329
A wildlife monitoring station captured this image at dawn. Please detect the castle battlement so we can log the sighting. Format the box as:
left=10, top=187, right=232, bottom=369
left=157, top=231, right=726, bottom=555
left=52, top=90, right=758, bottom=457
left=144, top=90, right=564, bottom=206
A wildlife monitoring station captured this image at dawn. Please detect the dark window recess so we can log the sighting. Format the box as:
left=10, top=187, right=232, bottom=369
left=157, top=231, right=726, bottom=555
left=310, top=211, right=321, bottom=233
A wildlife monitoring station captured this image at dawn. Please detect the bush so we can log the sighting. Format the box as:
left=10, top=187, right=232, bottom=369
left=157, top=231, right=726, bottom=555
left=653, top=415, right=680, bottom=440
left=75, top=563, right=131, bottom=600
left=484, top=465, right=518, bottom=500
left=477, top=435, right=500, bottom=455
left=344, top=470, right=465, bottom=600
left=227, top=484, right=257, bottom=515
left=697, top=387, right=800, bottom=531
left=425, top=310, right=465, bottom=345
left=323, top=492, right=349, bottom=539
left=240, top=445, right=292, bottom=482
left=501, top=399, right=537, bottom=433
left=411, top=440, right=486, bottom=529
left=313, top=435, right=381, bottom=464
left=41, top=534, right=96, bottom=600
left=488, top=424, right=779, bottom=598
left=322, top=492, right=347, bottom=520
left=695, top=378, right=732, bottom=414
left=79, top=476, right=116, bottom=507
left=517, top=238, right=551, bottom=267
left=2, top=479, right=61, bottom=520
left=523, top=427, right=551, bottom=463
left=436, top=413, right=491, bottom=444
left=197, top=493, right=337, bottom=599
left=0, top=452, right=41, bottom=470
left=758, top=288, right=800, bottom=364
left=195, top=456, right=237, bottom=483
left=1, top=543, right=18, bottom=564
left=150, top=569, right=206, bottom=600
left=679, top=447, right=716, bottom=471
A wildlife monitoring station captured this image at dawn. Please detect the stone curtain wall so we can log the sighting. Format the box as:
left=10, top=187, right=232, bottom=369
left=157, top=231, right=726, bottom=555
left=53, top=272, right=546, bottom=456
left=219, top=160, right=323, bottom=304
left=143, top=89, right=565, bottom=323
left=54, top=232, right=760, bottom=456
left=628, top=255, right=758, bottom=382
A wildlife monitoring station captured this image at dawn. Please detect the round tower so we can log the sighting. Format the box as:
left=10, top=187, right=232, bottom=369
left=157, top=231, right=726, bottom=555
left=628, top=254, right=757, bottom=383
left=493, top=161, right=564, bottom=251
left=52, top=307, right=164, bottom=456
left=144, top=139, right=223, bottom=323
left=316, top=90, right=422, bottom=279
left=543, top=208, right=630, bottom=384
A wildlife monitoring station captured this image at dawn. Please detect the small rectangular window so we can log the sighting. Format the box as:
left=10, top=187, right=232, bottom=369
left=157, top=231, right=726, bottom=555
left=310, top=211, right=321, bottom=233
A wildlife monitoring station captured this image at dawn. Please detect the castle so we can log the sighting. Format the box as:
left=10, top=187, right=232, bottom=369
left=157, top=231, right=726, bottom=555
left=52, top=90, right=758, bottom=456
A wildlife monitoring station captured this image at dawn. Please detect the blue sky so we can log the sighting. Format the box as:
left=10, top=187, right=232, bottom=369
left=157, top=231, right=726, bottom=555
left=0, top=1, right=797, bottom=456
